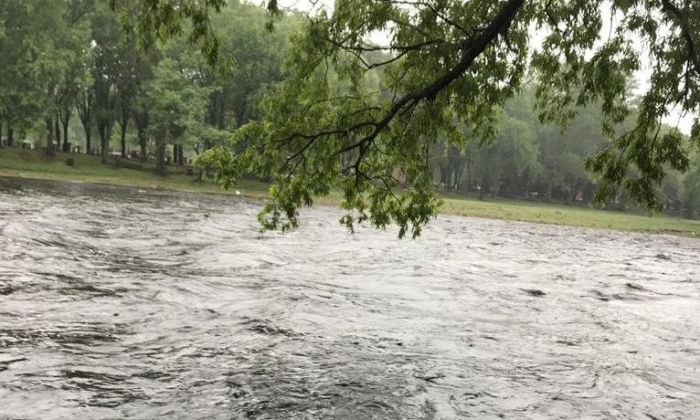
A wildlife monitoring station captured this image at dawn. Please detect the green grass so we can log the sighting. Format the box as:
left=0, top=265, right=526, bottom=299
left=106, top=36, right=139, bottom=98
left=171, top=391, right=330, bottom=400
left=442, top=196, right=700, bottom=236
left=1, top=147, right=699, bottom=237
left=0, top=147, right=270, bottom=198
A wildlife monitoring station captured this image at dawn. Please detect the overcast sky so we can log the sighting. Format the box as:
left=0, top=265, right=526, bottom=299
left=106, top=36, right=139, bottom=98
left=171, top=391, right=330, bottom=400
left=273, top=0, right=695, bottom=134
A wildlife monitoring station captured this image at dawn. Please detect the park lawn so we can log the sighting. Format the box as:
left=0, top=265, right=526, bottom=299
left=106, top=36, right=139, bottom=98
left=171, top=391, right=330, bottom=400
left=441, top=196, right=700, bottom=236
left=1, top=147, right=699, bottom=237
left=0, top=147, right=270, bottom=199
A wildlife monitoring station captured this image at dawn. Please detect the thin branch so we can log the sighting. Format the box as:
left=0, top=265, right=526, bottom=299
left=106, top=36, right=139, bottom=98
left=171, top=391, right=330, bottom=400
left=386, top=0, right=470, bottom=36
left=338, top=0, right=526, bottom=156
left=281, top=0, right=526, bottom=177
left=660, top=0, right=700, bottom=77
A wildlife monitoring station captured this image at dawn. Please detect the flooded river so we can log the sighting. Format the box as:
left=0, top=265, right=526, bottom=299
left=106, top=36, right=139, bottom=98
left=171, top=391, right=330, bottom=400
left=0, top=178, right=699, bottom=419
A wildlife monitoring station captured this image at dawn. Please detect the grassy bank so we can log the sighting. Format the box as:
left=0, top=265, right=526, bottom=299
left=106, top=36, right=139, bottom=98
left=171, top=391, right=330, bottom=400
left=1, top=147, right=699, bottom=236
left=0, top=147, right=270, bottom=198
left=441, top=198, right=700, bottom=235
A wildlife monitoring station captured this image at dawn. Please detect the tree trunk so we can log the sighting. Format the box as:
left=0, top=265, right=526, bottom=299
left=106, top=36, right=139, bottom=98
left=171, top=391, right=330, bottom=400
left=83, top=123, right=91, bottom=154
left=175, top=144, right=184, bottom=165
left=0, top=122, right=3, bottom=147
left=133, top=109, right=149, bottom=162
left=7, top=126, right=13, bottom=148
left=450, top=165, right=459, bottom=191
left=439, top=165, right=448, bottom=189
left=54, top=118, right=61, bottom=152
left=78, top=92, right=93, bottom=154
left=120, top=118, right=128, bottom=158
left=137, top=127, right=147, bottom=162
left=100, top=126, right=106, bottom=163
left=46, top=118, right=55, bottom=156
left=465, top=153, right=472, bottom=192
left=173, top=144, right=181, bottom=165
left=62, top=117, right=70, bottom=153
left=155, top=139, right=166, bottom=176
left=98, top=123, right=111, bottom=164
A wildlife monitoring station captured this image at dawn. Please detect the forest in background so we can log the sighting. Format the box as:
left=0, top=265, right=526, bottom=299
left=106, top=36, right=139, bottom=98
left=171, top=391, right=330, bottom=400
left=1, top=0, right=699, bottom=217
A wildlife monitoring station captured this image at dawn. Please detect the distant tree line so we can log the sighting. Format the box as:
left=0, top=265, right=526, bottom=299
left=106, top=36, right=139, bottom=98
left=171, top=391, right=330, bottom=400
left=0, top=0, right=294, bottom=175
left=430, top=91, right=700, bottom=217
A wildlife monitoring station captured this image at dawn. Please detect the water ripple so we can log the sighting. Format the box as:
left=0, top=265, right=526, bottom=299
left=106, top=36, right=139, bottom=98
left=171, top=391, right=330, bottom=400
left=0, top=178, right=699, bottom=419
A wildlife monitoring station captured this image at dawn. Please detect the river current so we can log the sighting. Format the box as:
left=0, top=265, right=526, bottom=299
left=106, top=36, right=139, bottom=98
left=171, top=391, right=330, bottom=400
left=0, top=178, right=698, bottom=419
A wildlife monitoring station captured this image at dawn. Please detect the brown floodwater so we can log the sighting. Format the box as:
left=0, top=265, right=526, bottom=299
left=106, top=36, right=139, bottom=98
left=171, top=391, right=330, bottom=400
left=0, top=178, right=698, bottom=419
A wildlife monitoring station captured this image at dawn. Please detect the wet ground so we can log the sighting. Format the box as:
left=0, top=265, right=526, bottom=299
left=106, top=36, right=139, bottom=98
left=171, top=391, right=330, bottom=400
left=0, top=178, right=699, bottom=419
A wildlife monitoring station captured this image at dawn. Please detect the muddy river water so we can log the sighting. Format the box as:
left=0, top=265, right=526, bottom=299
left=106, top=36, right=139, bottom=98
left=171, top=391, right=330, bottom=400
left=0, top=178, right=698, bottom=419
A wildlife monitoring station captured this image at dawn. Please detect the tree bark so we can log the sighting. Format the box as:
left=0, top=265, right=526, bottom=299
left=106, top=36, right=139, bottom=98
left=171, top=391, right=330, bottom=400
left=0, top=122, right=3, bottom=147
left=119, top=117, right=128, bottom=158
left=62, top=116, right=70, bottom=153
left=83, top=123, right=92, bottom=154
left=137, top=127, right=147, bottom=162
left=78, top=92, right=93, bottom=154
left=174, top=144, right=184, bottom=165
left=465, top=154, right=472, bottom=192
left=133, top=108, right=149, bottom=162
left=155, top=139, right=166, bottom=176
left=439, top=165, right=448, bottom=188
left=98, top=122, right=111, bottom=164
left=7, top=125, right=13, bottom=148
left=54, top=118, right=61, bottom=152
left=46, top=118, right=55, bottom=156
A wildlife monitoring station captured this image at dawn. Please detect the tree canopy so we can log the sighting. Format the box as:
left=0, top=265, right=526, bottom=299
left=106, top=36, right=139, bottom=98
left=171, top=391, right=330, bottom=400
left=4, top=0, right=697, bottom=237
left=126, top=0, right=698, bottom=237
left=0, top=0, right=291, bottom=170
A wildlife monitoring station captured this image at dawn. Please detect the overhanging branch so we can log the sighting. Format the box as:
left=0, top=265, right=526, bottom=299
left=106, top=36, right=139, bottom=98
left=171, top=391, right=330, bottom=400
left=344, top=0, right=526, bottom=154
left=278, top=0, right=526, bottom=172
left=660, top=0, right=700, bottom=77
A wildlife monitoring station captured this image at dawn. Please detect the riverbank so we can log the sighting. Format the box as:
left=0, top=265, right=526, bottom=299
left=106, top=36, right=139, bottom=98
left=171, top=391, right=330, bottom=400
left=0, top=148, right=270, bottom=198
left=1, top=147, right=699, bottom=236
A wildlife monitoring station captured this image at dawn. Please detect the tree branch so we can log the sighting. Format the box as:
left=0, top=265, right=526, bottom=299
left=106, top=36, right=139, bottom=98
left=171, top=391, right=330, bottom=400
left=342, top=0, right=526, bottom=154
left=660, top=0, right=700, bottom=77
left=279, top=0, right=525, bottom=172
